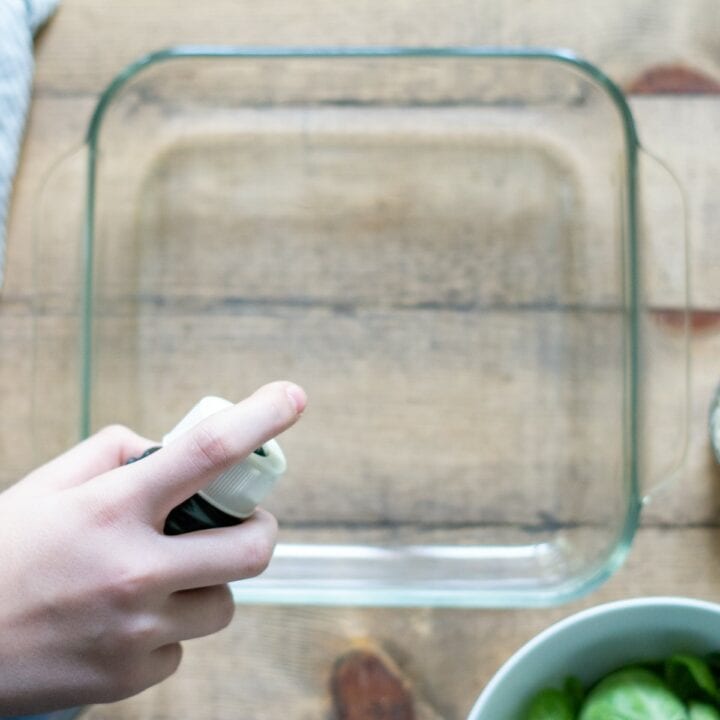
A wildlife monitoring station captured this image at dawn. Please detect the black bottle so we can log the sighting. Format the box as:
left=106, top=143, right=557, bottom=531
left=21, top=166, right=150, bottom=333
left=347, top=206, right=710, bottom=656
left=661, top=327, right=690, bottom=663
left=126, top=397, right=286, bottom=535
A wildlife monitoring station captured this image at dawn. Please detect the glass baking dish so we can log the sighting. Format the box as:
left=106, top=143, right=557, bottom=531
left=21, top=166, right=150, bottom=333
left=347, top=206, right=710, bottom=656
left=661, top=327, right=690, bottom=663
left=32, top=48, right=690, bottom=607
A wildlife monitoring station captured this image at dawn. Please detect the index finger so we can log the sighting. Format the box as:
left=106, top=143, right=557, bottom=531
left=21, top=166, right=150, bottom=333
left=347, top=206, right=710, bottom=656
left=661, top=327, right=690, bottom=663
left=97, top=381, right=306, bottom=523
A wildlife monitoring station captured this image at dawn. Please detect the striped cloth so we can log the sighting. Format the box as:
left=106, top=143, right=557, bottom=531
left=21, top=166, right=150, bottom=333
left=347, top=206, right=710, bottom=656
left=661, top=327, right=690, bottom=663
left=1, top=4, right=83, bottom=718
left=0, top=0, right=59, bottom=289
left=1, top=6, right=82, bottom=714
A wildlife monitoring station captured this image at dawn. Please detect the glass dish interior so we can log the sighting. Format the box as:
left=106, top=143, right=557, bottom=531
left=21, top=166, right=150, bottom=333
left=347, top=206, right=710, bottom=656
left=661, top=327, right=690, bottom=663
left=34, top=50, right=644, bottom=606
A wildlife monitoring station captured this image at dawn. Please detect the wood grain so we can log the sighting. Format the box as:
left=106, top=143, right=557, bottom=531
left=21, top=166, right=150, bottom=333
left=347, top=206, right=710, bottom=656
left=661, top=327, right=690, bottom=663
left=29, top=0, right=720, bottom=96
left=79, top=528, right=720, bottom=720
left=3, top=1, right=720, bottom=718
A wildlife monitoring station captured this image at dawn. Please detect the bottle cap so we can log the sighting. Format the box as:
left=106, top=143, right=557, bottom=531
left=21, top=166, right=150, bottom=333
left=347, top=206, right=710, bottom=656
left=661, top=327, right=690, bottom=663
left=162, top=396, right=286, bottom=519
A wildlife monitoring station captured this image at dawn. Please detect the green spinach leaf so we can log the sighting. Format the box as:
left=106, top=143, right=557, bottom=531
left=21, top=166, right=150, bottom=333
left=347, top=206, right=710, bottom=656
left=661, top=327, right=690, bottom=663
left=524, top=687, right=575, bottom=720
left=564, top=675, right=585, bottom=714
left=579, top=668, right=688, bottom=720
left=689, top=702, right=720, bottom=719
left=704, top=654, right=720, bottom=686
left=666, top=655, right=719, bottom=703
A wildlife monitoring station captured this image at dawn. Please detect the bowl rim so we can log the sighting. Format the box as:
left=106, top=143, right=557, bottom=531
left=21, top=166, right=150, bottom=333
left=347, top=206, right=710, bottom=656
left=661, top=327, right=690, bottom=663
left=467, top=595, right=720, bottom=718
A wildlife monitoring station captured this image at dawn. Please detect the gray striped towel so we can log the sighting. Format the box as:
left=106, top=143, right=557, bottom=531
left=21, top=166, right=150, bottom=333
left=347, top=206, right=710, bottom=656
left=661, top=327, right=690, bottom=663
left=0, top=0, right=59, bottom=289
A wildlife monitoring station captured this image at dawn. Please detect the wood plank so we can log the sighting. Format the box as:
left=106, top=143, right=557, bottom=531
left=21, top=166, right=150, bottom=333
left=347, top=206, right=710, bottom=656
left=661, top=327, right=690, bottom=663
left=79, top=527, right=720, bottom=720
left=89, top=103, right=622, bottom=308
left=4, top=4, right=720, bottom=720
left=3, top=4, right=718, bottom=528
left=31, top=0, right=720, bottom=96
left=3, top=93, right=92, bottom=298
left=0, top=307, right=35, bottom=485
left=632, top=97, right=720, bottom=309
left=79, top=309, right=627, bottom=525
left=21, top=299, right=720, bottom=527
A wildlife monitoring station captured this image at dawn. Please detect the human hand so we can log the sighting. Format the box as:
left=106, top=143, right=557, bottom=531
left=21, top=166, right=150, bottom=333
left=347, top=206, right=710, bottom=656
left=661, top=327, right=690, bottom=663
left=0, top=381, right=306, bottom=715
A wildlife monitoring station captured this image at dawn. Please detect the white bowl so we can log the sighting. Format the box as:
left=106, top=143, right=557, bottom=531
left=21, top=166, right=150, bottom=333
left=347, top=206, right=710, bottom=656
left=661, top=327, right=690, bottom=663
left=467, top=597, right=720, bottom=719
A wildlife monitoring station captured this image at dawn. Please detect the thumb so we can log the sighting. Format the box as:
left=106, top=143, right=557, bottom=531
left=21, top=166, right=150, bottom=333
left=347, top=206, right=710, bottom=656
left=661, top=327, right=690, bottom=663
left=12, top=425, right=155, bottom=499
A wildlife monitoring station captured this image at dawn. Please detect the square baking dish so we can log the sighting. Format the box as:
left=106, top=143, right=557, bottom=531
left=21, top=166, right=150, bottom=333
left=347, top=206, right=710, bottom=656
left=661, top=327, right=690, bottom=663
left=32, top=48, right=689, bottom=606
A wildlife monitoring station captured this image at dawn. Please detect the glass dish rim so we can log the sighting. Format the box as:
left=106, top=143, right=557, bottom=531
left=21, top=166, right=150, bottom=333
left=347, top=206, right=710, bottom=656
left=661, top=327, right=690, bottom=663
left=80, top=46, right=643, bottom=607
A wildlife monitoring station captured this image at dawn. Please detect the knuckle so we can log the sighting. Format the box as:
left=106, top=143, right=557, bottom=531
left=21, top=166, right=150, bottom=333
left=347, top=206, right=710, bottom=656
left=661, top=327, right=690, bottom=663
left=254, top=508, right=279, bottom=541
left=161, top=642, right=184, bottom=678
left=240, top=532, right=275, bottom=578
left=123, top=614, right=160, bottom=650
left=107, top=561, right=162, bottom=608
left=97, top=424, right=140, bottom=454
left=212, top=585, right=236, bottom=630
left=88, top=653, right=146, bottom=702
left=84, top=489, right=143, bottom=537
left=105, top=609, right=160, bottom=651
left=188, top=422, right=233, bottom=472
left=109, top=663, right=154, bottom=701
left=97, top=423, right=133, bottom=441
left=89, top=495, right=125, bottom=530
left=100, top=644, right=182, bottom=702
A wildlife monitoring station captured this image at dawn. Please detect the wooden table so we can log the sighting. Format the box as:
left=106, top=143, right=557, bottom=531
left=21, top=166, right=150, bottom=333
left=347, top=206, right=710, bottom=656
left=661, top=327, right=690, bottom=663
left=2, top=1, right=720, bottom=717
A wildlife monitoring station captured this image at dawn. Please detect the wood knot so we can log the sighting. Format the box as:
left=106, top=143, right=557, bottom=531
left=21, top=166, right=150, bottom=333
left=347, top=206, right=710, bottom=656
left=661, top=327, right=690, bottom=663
left=626, top=64, right=720, bottom=95
left=330, top=647, right=415, bottom=720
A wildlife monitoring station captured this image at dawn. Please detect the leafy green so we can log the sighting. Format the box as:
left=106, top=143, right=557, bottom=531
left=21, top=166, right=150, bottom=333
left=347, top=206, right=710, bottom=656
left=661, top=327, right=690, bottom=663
left=578, top=668, right=688, bottom=720
left=526, top=652, right=720, bottom=719
left=636, top=659, right=667, bottom=677
left=706, top=654, right=720, bottom=693
left=666, top=655, right=719, bottom=703
left=524, top=687, right=575, bottom=720
left=563, top=676, right=585, bottom=714
left=689, top=702, right=720, bottom=719
left=705, top=653, right=720, bottom=673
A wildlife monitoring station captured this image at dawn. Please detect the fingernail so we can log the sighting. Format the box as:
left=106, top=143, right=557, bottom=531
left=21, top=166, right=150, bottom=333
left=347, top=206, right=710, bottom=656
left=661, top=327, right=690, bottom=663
left=286, top=384, right=307, bottom=415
